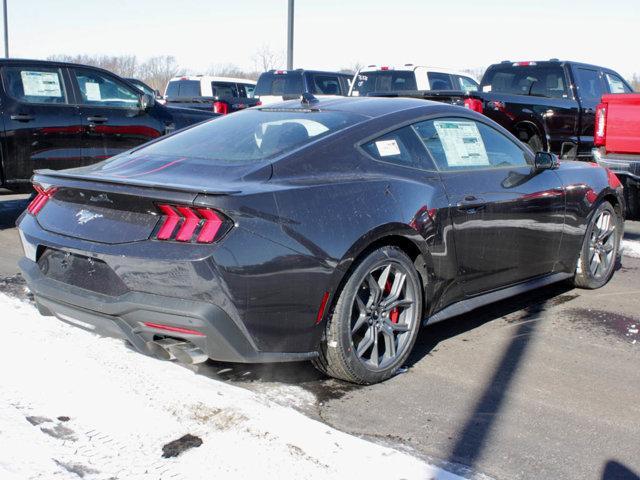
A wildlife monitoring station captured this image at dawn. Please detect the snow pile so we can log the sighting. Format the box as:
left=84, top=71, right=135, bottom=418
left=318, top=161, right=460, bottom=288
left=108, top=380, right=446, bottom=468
left=621, top=239, right=640, bottom=258
left=0, top=294, right=466, bottom=480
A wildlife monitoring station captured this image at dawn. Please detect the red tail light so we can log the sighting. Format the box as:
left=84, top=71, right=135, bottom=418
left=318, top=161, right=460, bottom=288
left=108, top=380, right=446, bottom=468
left=27, top=185, right=58, bottom=215
left=594, top=102, right=607, bottom=147
left=213, top=101, right=229, bottom=114
left=255, top=100, right=262, bottom=106
left=464, top=98, right=484, bottom=113
left=154, top=204, right=229, bottom=244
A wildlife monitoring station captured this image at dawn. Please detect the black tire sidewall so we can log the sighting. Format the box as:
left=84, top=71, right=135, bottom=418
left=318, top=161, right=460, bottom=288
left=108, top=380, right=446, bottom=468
left=333, top=247, right=423, bottom=384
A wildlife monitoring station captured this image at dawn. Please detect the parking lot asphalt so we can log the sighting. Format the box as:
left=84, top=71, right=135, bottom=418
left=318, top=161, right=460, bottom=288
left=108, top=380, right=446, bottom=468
left=1, top=193, right=639, bottom=480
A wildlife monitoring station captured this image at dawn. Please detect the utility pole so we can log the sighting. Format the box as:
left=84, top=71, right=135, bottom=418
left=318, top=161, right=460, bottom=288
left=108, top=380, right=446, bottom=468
left=3, top=0, right=8, bottom=58
left=286, top=0, right=294, bottom=70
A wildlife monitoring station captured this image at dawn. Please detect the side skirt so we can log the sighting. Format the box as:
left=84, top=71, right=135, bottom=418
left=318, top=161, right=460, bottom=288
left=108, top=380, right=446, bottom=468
left=423, top=272, right=573, bottom=326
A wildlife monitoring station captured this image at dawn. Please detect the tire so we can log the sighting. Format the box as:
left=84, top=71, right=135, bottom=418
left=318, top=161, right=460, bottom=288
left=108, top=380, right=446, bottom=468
left=623, top=181, right=639, bottom=220
left=527, top=134, right=544, bottom=153
left=573, top=201, right=621, bottom=289
left=312, top=246, right=423, bottom=384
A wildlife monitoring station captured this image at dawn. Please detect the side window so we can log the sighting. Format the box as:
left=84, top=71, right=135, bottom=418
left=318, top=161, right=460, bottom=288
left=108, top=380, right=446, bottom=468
left=243, top=84, right=256, bottom=98
left=427, top=72, right=454, bottom=90
left=413, top=118, right=530, bottom=171
left=312, top=75, right=341, bottom=95
left=575, top=68, right=606, bottom=103
left=212, top=82, right=237, bottom=98
left=362, top=126, right=431, bottom=169
left=604, top=73, right=632, bottom=94
left=73, top=68, right=139, bottom=107
left=457, top=76, right=479, bottom=92
left=3, top=66, right=68, bottom=104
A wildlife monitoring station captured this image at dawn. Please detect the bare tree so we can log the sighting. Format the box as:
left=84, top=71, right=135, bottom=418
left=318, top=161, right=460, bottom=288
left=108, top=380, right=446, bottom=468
left=47, top=54, right=138, bottom=78
left=252, top=44, right=284, bottom=73
left=138, top=55, right=183, bottom=92
left=462, top=67, right=486, bottom=82
left=631, top=73, right=640, bottom=92
left=206, top=63, right=260, bottom=80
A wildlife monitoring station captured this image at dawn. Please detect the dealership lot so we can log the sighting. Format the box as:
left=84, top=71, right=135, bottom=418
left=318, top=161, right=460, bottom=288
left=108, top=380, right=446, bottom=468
left=2, top=193, right=639, bottom=479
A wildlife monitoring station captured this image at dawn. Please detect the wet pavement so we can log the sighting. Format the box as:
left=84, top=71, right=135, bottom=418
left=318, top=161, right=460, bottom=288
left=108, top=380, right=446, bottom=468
left=1, top=193, right=639, bottom=480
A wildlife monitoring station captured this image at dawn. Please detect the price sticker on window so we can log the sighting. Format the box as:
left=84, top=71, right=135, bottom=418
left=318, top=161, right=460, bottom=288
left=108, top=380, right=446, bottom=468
left=375, top=139, right=401, bottom=157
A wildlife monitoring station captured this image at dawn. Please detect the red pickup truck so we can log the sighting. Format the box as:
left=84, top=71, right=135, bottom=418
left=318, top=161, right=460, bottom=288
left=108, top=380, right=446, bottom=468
left=593, top=93, right=640, bottom=218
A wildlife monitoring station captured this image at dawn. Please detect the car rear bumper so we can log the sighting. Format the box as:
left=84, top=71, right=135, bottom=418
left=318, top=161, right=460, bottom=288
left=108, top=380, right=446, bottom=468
left=593, top=148, right=640, bottom=183
left=19, top=256, right=317, bottom=364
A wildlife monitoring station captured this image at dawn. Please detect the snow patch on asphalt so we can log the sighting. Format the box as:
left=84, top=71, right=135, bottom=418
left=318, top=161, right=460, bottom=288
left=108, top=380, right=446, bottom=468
left=621, top=239, right=640, bottom=258
left=0, top=294, right=467, bottom=480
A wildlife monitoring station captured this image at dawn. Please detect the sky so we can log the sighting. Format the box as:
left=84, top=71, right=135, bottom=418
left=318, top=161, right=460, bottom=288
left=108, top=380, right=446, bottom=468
left=6, top=0, right=640, bottom=79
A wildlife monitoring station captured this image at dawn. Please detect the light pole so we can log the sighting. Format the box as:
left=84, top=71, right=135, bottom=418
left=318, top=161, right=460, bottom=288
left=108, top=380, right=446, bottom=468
left=286, top=0, right=294, bottom=70
left=3, top=0, right=7, bottom=58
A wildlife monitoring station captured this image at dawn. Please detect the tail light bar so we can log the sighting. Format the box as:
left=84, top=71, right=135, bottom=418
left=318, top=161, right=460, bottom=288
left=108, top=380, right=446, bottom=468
left=154, top=204, right=230, bottom=244
left=594, top=102, right=607, bottom=147
left=513, top=61, right=537, bottom=67
left=213, top=101, right=229, bottom=114
left=464, top=98, right=484, bottom=114
left=27, top=185, right=58, bottom=215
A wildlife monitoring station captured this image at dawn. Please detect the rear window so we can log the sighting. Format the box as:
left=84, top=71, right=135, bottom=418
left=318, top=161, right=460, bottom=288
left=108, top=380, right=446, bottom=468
left=255, top=72, right=304, bottom=96
left=110, top=109, right=365, bottom=165
left=165, top=80, right=201, bottom=99
left=481, top=65, right=568, bottom=98
left=351, top=71, right=417, bottom=96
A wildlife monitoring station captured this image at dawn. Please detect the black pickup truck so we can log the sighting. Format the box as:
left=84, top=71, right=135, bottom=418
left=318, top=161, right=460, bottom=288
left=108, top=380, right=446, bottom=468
left=0, top=59, right=216, bottom=192
left=374, top=60, right=634, bottom=159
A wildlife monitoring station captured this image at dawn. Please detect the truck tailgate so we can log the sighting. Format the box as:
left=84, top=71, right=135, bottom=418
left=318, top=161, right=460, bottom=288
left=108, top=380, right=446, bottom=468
left=603, top=94, right=640, bottom=154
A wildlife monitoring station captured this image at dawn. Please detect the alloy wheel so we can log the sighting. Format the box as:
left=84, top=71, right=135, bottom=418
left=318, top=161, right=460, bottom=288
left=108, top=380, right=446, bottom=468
left=588, top=209, right=616, bottom=279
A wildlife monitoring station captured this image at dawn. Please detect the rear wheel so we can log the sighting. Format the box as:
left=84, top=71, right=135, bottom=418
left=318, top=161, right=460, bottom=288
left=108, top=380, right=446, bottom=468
left=574, top=202, right=621, bottom=289
left=313, top=246, right=422, bottom=384
left=623, top=180, right=639, bottom=220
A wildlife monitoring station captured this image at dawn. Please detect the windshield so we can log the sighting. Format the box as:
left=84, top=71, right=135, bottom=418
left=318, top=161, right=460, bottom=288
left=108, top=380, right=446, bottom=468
left=255, top=72, right=304, bottom=96
left=481, top=65, right=568, bottom=98
left=129, top=79, right=154, bottom=97
left=351, top=71, right=417, bottom=96
left=95, top=108, right=366, bottom=168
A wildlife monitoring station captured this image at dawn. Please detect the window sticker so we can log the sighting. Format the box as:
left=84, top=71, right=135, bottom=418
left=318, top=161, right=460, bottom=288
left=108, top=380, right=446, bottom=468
left=85, top=82, right=102, bottom=101
left=434, top=121, right=490, bottom=167
left=21, top=71, right=62, bottom=97
left=375, top=139, right=401, bottom=157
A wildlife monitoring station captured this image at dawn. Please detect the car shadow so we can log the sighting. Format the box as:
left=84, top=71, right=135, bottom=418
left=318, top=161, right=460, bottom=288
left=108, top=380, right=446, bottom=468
left=601, top=460, right=640, bottom=480
left=0, top=194, right=30, bottom=230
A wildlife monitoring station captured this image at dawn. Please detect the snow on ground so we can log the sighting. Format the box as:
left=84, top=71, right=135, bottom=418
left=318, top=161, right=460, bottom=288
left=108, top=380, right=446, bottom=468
left=622, top=239, right=640, bottom=258
left=0, top=294, right=468, bottom=480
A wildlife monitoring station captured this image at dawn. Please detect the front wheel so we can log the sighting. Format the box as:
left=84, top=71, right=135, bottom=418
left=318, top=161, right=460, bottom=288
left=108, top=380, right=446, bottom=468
left=574, top=202, right=621, bottom=289
left=313, top=246, right=423, bottom=384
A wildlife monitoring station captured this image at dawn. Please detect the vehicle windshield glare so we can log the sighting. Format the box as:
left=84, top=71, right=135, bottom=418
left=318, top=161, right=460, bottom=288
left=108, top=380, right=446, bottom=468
left=352, top=71, right=417, bottom=96
left=100, top=109, right=366, bottom=167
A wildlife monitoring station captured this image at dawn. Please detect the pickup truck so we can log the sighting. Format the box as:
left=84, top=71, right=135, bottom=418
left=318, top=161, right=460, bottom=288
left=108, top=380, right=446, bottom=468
left=593, top=94, right=640, bottom=218
left=370, top=60, right=634, bottom=160
left=255, top=69, right=351, bottom=105
left=164, top=76, right=260, bottom=114
left=0, top=59, right=216, bottom=192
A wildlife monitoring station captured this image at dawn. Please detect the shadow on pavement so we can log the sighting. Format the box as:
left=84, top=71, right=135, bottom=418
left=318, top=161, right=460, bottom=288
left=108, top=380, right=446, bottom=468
left=0, top=194, right=30, bottom=230
left=602, top=460, right=640, bottom=480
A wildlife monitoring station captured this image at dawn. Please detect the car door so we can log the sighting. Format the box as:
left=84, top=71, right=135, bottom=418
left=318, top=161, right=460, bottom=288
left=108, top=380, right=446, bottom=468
left=69, top=67, right=164, bottom=164
left=413, top=117, right=566, bottom=297
left=572, top=66, right=607, bottom=151
left=0, top=63, right=83, bottom=184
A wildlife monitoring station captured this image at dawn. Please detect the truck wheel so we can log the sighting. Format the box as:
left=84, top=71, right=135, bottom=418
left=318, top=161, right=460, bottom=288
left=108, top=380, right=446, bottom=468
left=527, top=134, right=544, bottom=153
left=623, top=182, right=639, bottom=220
left=312, top=246, right=422, bottom=384
left=574, top=201, right=621, bottom=289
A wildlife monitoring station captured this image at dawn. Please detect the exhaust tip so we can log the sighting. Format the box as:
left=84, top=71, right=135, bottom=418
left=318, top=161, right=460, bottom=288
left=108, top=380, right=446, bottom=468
left=170, top=344, right=209, bottom=365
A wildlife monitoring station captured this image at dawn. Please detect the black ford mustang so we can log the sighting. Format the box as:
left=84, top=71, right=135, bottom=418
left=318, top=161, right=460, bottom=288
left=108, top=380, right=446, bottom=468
left=17, top=97, right=624, bottom=384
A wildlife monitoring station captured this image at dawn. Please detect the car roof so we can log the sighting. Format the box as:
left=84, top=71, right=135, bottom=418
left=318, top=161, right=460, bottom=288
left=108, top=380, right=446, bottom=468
left=358, top=65, right=476, bottom=78
left=169, top=75, right=256, bottom=84
left=264, top=69, right=351, bottom=77
left=258, top=95, right=455, bottom=118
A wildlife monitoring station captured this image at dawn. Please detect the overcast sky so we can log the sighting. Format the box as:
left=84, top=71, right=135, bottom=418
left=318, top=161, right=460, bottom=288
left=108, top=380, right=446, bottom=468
left=7, top=0, right=640, bottom=78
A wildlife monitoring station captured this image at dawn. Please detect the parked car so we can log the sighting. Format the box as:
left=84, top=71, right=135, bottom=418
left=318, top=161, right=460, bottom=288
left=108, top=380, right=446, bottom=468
left=18, top=97, right=624, bottom=384
left=254, top=69, right=351, bottom=105
left=349, top=64, right=479, bottom=96
left=593, top=93, right=640, bottom=218
left=0, top=59, right=216, bottom=192
left=368, top=60, right=633, bottom=160
left=126, top=77, right=164, bottom=103
left=164, top=76, right=259, bottom=114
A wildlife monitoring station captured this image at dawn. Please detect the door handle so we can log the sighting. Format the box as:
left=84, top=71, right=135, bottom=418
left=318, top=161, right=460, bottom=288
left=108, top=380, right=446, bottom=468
left=86, top=116, right=108, bottom=124
left=457, top=196, right=486, bottom=213
left=10, top=114, right=34, bottom=122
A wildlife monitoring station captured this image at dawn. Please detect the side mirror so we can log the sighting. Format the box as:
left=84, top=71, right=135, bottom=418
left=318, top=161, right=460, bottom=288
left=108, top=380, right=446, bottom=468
left=139, top=93, right=155, bottom=111
left=534, top=151, right=558, bottom=171
left=154, top=89, right=161, bottom=98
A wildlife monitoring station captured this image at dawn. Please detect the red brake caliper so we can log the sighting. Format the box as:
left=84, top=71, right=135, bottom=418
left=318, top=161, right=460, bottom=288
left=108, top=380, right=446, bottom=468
left=384, top=280, right=400, bottom=324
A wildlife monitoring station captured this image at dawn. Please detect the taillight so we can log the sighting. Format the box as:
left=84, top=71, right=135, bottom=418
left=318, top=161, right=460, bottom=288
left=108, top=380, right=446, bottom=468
left=213, top=101, right=229, bottom=114
left=27, top=185, right=58, bottom=215
left=513, top=61, right=537, bottom=67
left=255, top=100, right=262, bottom=106
left=154, top=204, right=228, bottom=244
left=594, top=102, right=607, bottom=147
left=464, top=98, right=484, bottom=113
